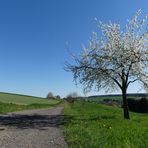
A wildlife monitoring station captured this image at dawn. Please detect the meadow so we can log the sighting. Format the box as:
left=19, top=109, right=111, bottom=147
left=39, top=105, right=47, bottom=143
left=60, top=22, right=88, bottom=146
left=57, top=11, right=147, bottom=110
left=64, top=101, right=148, bottom=148
left=0, top=92, right=61, bottom=114
left=0, top=92, right=59, bottom=105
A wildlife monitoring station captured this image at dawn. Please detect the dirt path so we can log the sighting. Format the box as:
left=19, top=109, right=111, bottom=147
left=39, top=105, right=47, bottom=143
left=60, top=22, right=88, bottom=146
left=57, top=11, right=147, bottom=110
left=0, top=106, right=67, bottom=148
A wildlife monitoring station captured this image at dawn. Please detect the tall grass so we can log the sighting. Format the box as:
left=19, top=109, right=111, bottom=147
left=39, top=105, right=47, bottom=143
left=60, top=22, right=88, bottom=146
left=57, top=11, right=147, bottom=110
left=0, top=101, right=62, bottom=114
left=64, top=101, right=148, bottom=148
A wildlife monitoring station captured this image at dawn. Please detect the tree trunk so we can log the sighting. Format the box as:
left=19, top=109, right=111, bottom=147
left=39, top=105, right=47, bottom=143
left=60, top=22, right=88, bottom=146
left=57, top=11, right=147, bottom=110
left=122, top=88, right=130, bottom=119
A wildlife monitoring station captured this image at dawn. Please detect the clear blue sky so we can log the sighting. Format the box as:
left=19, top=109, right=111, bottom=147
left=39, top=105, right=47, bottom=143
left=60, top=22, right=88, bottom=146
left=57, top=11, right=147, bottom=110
left=0, top=0, right=147, bottom=97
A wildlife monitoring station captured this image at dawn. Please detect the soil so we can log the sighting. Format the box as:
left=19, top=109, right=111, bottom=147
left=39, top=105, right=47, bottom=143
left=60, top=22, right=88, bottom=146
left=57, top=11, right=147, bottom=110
left=0, top=105, right=67, bottom=148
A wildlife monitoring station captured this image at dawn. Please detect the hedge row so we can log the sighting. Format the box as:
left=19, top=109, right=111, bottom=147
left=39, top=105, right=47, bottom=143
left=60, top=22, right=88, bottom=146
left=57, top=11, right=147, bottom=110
left=127, top=98, right=148, bottom=113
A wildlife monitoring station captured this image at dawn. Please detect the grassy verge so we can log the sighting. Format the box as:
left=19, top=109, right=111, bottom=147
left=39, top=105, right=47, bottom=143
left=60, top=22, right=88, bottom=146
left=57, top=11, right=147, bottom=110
left=64, top=101, right=148, bottom=148
left=0, top=101, right=62, bottom=114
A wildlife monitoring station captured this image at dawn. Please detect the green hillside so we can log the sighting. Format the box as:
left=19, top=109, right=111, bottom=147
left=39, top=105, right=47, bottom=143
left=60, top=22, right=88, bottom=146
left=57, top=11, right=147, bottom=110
left=0, top=92, right=59, bottom=105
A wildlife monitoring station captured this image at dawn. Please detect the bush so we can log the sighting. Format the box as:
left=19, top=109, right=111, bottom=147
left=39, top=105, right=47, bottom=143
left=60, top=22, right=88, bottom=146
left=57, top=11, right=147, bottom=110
left=101, top=99, right=121, bottom=107
left=127, top=97, right=148, bottom=113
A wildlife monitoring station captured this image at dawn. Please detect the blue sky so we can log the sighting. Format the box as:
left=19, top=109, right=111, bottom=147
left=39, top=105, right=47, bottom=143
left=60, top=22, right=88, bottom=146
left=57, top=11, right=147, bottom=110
left=0, top=0, right=147, bottom=97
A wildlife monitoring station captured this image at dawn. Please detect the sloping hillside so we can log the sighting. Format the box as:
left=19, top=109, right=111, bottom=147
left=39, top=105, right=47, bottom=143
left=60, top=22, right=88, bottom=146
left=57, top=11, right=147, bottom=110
left=0, top=92, right=59, bottom=105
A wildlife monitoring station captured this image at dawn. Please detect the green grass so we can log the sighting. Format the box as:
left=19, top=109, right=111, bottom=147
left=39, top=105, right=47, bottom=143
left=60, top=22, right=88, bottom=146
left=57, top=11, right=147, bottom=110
left=0, top=92, right=59, bottom=105
left=64, top=101, right=148, bottom=148
left=0, top=101, right=62, bottom=114
left=0, top=92, right=62, bottom=114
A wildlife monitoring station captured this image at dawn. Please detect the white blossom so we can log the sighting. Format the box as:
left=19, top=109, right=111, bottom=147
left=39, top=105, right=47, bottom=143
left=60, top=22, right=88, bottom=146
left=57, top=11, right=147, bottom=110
left=65, top=10, right=148, bottom=118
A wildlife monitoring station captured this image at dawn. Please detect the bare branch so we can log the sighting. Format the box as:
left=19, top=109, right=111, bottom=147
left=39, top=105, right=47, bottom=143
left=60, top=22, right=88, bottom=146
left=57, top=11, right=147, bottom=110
left=127, top=79, right=138, bottom=86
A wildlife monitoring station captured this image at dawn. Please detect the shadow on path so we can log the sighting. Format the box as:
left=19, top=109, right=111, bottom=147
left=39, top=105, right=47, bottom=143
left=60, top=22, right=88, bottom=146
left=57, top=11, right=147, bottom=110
left=0, top=114, right=65, bottom=130
left=0, top=113, right=115, bottom=130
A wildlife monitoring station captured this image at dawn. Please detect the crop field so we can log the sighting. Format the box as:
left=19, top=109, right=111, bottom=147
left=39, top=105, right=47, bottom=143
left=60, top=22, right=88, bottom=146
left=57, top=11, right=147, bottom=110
left=0, top=92, right=59, bottom=105
left=64, top=101, right=148, bottom=148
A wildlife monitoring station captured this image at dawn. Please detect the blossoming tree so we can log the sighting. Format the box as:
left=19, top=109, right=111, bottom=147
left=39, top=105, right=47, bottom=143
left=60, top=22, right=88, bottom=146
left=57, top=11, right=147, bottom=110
left=66, top=10, right=148, bottom=119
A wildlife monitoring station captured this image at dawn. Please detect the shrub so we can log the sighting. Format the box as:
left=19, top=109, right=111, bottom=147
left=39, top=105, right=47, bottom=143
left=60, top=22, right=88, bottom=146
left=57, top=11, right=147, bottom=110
left=127, top=97, right=148, bottom=113
left=102, top=99, right=121, bottom=107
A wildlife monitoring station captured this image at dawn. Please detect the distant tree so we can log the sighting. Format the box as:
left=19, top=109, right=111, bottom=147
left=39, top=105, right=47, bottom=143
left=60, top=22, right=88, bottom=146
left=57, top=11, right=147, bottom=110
left=56, top=95, right=61, bottom=99
left=67, top=92, right=78, bottom=98
left=46, top=92, right=55, bottom=99
left=65, top=10, right=148, bottom=119
left=66, top=92, right=79, bottom=103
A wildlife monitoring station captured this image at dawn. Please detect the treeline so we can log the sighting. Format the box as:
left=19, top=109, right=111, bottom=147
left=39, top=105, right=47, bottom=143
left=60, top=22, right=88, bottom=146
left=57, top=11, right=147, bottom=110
left=89, top=93, right=148, bottom=99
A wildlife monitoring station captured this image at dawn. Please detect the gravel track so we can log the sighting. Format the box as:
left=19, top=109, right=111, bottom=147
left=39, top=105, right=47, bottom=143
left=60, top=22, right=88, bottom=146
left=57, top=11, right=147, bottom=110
left=0, top=106, right=67, bottom=148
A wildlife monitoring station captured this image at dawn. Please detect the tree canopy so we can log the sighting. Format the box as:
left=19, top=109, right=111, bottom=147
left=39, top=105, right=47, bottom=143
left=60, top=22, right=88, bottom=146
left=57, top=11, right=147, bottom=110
left=65, top=10, right=148, bottom=119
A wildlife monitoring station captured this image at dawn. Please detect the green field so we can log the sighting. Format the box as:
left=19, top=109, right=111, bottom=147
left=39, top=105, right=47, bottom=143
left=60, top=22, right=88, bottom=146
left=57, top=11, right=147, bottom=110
left=0, top=101, right=61, bottom=114
left=0, top=92, right=61, bottom=114
left=0, top=92, right=59, bottom=105
left=64, top=101, right=148, bottom=148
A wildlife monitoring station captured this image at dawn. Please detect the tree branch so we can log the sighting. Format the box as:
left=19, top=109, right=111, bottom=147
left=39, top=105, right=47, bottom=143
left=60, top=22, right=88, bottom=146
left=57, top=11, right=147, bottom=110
left=127, top=79, right=138, bottom=86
